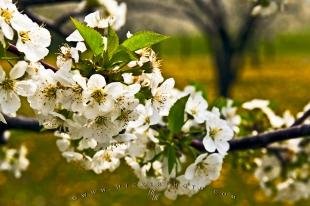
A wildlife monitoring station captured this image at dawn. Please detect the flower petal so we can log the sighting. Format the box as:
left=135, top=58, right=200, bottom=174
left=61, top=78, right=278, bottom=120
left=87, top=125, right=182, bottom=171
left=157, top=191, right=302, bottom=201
left=215, top=140, right=229, bottom=154
left=0, top=66, right=6, bottom=82
left=206, top=153, right=223, bottom=165
left=87, top=74, right=106, bottom=89
left=202, top=136, right=216, bottom=153
left=15, top=80, right=37, bottom=96
left=9, top=61, right=28, bottom=79
left=76, top=42, right=87, bottom=52
left=0, top=92, right=21, bottom=115
left=1, top=23, right=14, bottom=40
left=184, top=163, right=196, bottom=180
left=0, top=113, right=7, bottom=124
left=195, top=153, right=208, bottom=164
left=66, top=30, right=84, bottom=42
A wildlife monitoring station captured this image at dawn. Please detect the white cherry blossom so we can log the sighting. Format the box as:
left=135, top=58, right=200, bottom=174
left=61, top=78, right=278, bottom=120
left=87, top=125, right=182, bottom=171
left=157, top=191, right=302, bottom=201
left=185, top=153, right=223, bottom=187
left=0, top=145, right=29, bottom=178
left=151, top=78, right=175, bottom=116
left=82, top=74, right=114, bottom=119
left=0, top=0, right=18, bottom=40
left=185, top=91, right=208, bottom=123
left=242, top=99, right=284, bottom=128
left=0, top=61, right=36, bottom=116
left=87, top=144, right=127, bottom=173
left=84, top=11, right=112, bottom=29
left=221, top=99, right=241, bottom=133
left=128, top=100, right=160, bottom=131
left=11, top=13, right=51, bottom=62
left=254, top=154, right=281, bottom=182
left=27, top=69, right=58, bottom=114
left=98, top=0, right=127, bottom=30
left=62, top=151, right=83, bottom=162
left=56, top=43, right=86, bottom=70
left=203, top=112, right=234, bottom=154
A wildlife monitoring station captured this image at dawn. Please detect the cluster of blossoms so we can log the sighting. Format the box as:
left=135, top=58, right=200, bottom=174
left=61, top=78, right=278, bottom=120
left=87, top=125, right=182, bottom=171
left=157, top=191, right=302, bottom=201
left=245, top=101, right=310, bottom=202
left=0, top=0, right=235, bottom=199
left=226, top=99, right=310, bottom=202
left=0, top=131, right=29, bottom=178
left=0, top=0, right=309, bottom=202
left=52, top=15, right=236, bottom=199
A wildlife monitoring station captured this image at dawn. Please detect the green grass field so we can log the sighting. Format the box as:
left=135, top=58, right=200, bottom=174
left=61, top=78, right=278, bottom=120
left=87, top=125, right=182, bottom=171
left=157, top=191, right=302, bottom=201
left=0, top=43, right=309, bottom=205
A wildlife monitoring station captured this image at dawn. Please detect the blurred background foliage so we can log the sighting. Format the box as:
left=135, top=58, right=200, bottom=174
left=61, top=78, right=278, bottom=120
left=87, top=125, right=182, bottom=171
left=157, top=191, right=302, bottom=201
left=0, top=0, right=310, bottom=205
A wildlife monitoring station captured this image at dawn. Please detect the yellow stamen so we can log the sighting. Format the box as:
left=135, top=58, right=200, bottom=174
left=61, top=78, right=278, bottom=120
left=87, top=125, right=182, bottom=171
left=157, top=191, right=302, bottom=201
left=19, top=31, right=31, bottom=44
left=91, top=89, right=106, bottom=104
left=1, top=79, right=14, bottom=91
left=0, top=8, right=13, bottom=24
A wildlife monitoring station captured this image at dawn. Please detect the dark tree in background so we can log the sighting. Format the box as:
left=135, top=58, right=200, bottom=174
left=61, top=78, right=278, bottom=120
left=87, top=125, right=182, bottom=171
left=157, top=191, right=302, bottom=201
left=126, top=0, right=297, bottom=97
left=16, top=0, right=304, bottom=97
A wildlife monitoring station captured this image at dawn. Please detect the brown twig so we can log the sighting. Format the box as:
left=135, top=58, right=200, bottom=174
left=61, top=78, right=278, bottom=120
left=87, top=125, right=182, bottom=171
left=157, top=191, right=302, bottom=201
left=292, top=109, right=310, bottom=126
left=191, top=124, right=310, bottom=152
left=1, top=114, right=310, bottom=152
left=7, top=44, right=57, bottom=71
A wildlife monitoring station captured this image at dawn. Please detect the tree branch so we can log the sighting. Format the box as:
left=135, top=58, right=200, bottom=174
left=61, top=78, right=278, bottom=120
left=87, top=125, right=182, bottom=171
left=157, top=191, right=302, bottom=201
left=292, top=109, right=310, bottom=126
left=234, top=3, right=259, bottom=53
left=1, top=114, right=309, bottom=153
left=191, top=124, right=310, bottom=152
left=0, top=115, right=41, bottom=132
left=0, top=115, right=41, bottom=144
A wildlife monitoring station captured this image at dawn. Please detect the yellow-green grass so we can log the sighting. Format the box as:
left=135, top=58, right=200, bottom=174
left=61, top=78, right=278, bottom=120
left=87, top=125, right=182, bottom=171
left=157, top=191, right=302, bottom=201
left=0, top=55, right=309, bottom=206
left=162, top=55, right=310, bottom=113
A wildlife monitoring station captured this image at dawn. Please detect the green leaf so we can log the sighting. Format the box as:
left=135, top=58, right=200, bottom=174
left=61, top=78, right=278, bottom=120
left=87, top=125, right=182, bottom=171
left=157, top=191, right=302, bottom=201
left=107, top=26, right=119, bottom=58
left=135, top=87, right=152, bottom=104
left=0, top=43, right=5, bottom=58
left=122, top=31, right=169, bottom=51
left=77, top=59, right=96, bottom=77
left=168, top=95, right=190, bottom=133
left=71, top=18, right=104, bottom=56
left=109, top=46, right=136, bottom=66
left=167, top=145, right=176, bottom=174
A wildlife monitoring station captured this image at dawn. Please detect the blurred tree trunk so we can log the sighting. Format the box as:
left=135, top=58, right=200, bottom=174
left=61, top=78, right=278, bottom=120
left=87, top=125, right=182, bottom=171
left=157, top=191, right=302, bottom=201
left=207, top=27, right=237, bottom=97
left=212, top=43, right=237, bottom=97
